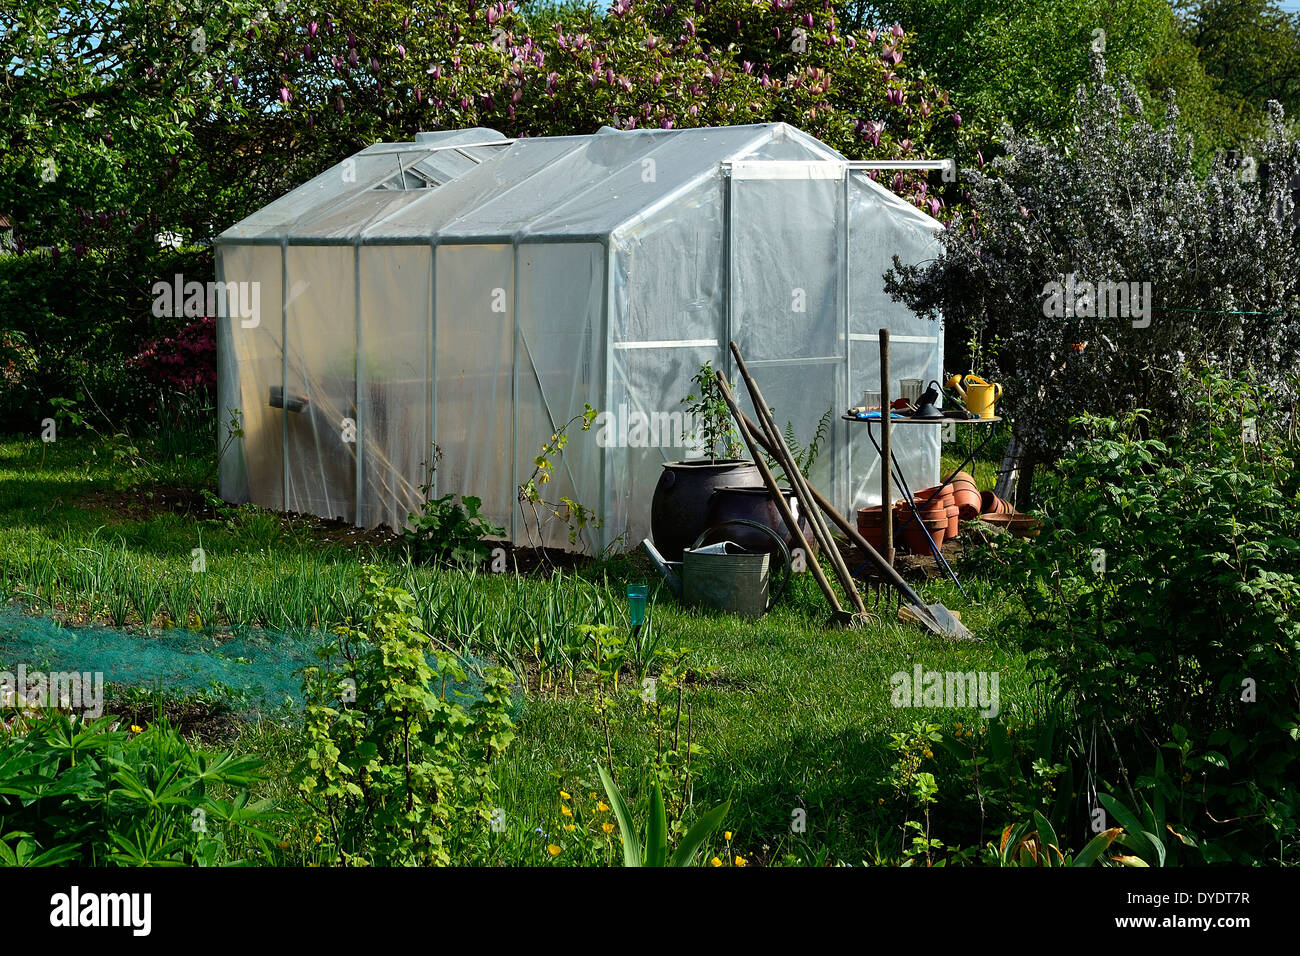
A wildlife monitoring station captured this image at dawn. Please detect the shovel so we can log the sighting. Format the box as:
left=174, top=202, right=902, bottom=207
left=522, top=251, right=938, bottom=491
left=728, top=401, right=975, bottom=641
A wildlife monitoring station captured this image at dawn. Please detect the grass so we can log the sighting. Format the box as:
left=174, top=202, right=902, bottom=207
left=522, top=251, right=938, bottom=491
left=0, top=427, right=1036, bottom=865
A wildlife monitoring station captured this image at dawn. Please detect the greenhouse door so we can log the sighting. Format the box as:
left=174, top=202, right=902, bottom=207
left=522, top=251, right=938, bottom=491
left=727, top=161, right=849, bottom=511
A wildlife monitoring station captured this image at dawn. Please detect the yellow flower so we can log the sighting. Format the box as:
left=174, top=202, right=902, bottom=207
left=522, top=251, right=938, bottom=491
left=563, top=824, right=576, bottom=833
left=734, top=856, right=747, bottom=867
left=597, top=801, right=610, bottom=812
left=314, top=834, right=322, bottom=844
left=724, top=831, right=732, bottom=841
left=560, top=790, right=571, bottom=800
left=877, top=798, right=885, bottom=805
left=954, top=721, right=963, bottom=730
left=561, top=805, right=573, bottom=818
left=923, top=750, right=934, bottom=759
left=602, top=822, right=615, bottom=834
left=129, top=724, right=143, bottom=734
left=590, top=792, right=598, bottom=800
left=711, top=856, right=722, bottom=867
left=547, top=844, right=562, bottom=857
left=276, top=840, right=290, bottom=850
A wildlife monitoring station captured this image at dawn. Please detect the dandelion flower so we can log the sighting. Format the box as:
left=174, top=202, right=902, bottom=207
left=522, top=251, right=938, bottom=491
left=711, top=856, right=722, bottom=867
left=130, top=724, right=143, bottom=733
left=563, top=824, right=576, bottom=832
left=597, top=801, right=610, bottom=812
left=314, top=834, right=322, bottom=844
left=547, top=844, right=562, bottom=857
left=735, top=856, right=747, bottom=867
left=923, top=750, right=933, bottom=759
left=560, top=790, right=571, bottom=800
left=590, top=792, right=598, bottom=800
left=602, top=822, right=615, bottom=834
left=561, top=805, right=573, bottom=818
left=724, top=831, right=732, bottom=841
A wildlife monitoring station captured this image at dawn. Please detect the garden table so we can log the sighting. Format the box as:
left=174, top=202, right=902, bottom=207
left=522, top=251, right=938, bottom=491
left=842, top=412, right=1004, bottom=595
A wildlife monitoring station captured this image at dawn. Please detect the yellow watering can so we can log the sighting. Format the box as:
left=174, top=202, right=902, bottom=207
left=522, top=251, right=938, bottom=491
left=946, top=374, right=1003, bottom=419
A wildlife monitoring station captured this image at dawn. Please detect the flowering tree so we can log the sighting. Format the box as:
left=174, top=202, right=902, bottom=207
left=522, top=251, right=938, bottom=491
left=884, top=56, right=1300, bottom=475
left=0, top=0, right=972, bottom=428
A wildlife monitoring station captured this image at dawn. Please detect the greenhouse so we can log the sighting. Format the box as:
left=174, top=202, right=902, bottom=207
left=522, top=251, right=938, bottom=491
left=214, top=122, right=944, bottom=550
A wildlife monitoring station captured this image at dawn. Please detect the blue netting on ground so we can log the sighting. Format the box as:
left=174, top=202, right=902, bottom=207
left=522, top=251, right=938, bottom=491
left=0, top=603, right=517, bottom=719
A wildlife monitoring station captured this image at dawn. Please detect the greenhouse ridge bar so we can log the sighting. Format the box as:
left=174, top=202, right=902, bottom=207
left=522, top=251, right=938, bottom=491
left=214, top=123, right=945, bottom=550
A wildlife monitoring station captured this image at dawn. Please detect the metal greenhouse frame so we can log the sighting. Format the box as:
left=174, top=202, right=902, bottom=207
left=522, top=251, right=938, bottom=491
left=214, top=123, right=944, bottom=550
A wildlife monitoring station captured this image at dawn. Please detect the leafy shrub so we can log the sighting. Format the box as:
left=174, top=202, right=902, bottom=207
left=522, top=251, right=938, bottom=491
left=0, top=247, right=212, bottom=432
left=297, top=569, right=516, bottom=866
left=885, top=59, right=1300, bottom=467
left=405, top=493, right=505, bottom=564
left=129, top=316, right=217, bottom=394
left=983, top=368, right=1300, bottom=863
left=0, top=710, right=274, bottom=866
left=405, top=443, right=506, bottom=563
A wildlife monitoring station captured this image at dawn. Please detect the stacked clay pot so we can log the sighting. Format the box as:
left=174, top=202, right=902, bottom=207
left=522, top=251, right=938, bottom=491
left=949, top=471, right=982, bottom=520
left=895, top=485, right=952, bottom=554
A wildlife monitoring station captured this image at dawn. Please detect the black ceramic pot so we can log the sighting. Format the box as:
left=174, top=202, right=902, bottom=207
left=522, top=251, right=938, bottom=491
left=650, top=459, right=763, bottom=561
left=705, top=485, right=816, bottom=558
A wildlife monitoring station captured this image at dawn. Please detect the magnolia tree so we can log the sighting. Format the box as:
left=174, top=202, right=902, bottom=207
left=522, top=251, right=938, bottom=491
left=1, top=0, right=972, bottom=427
left=884, top=55, right=1300, bottom=475
left=2, top=0, right=972, bottom=256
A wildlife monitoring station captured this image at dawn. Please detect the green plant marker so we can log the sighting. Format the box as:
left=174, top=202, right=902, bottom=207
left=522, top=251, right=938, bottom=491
left=627, top=584, right=648, bottom=627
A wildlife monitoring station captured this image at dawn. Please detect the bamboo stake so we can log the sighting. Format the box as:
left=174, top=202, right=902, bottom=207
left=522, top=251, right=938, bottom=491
left=713, top=372, right=846, bottom=617
left=880, top=328, right=894, bottom=563
left=726, top=347, right=868, bottom=616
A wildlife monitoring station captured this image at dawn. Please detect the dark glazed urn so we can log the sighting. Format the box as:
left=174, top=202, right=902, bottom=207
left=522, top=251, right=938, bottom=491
left=650, top=459, right=763, bottom=561
left=705, top=485, right=815, bottom=558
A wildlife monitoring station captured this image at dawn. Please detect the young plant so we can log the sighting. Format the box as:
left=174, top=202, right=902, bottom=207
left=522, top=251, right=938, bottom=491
left=297, top=568, right=516, bottom=867
left=682, top=361, right=742, bottom=462
left=596, top=764, right=729, bottom=868
left=405, top=444, right=506, bottom=565
left=517, top=405, right=600, bottom=553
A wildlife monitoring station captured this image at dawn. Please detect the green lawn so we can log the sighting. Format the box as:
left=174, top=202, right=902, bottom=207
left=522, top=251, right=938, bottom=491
left=0, top=433, right=1036, bottom=865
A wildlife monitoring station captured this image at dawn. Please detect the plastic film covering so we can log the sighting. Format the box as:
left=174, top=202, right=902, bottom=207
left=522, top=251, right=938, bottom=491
left=522, top=126, right=770, bottom=239
left=846, top=171, right=943, bottom=506
left=216, top=243, right=283, bottom=508
left=606, top=173, right=727, bottom=547
left=364, top=137, right=582, bottom=240
left=729, top=171, right=847, bottom=507
left=514, top=242, right=605, bottom=550
left=223, top=150, right=425, bottom=241
left=358, top=245, right=433, bottom=530
left=435, top=243, right=514, bottom=532
left=284, top=245, right=357, bottom=521
left=216, top=124, right=944, bottom=550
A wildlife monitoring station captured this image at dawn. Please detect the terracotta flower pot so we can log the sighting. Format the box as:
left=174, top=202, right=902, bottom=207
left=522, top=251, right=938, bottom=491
left=949, top=472, right=981, bottom=520
left=856, top=505, right=889, bottom=551
left=979, top=513, right=1042, bottom=538
left=979, top=490, right=1016, bottom=516
left=916, top=484, right=955, bottom=506
left=901, top=515, right=947, bottom=556
left=945, top=503, right=960, bottom=540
